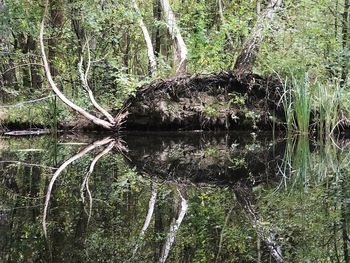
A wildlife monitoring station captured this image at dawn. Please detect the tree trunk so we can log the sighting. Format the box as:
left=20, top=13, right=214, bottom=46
left=40, top=0, right=126, bottom=130
left=17, top=33, right=32, bottom=90
left=341, top=0, right=349, bottom=86
left=160, top=0, right=188, bottom=75
left=234, top=185, right=283, bottom=262
left=28, top=35, right=42, bottom=91
left=48, top=0, right=64, bottom=78
left=152, top=0, right=162, bottom=57
left=0, top=0, right=18, bottom=91
left=158, top=187, right=188, bottom=263
left=234, top=0, right=282, bottom=75
left=132, top=0, right=158, bottom=76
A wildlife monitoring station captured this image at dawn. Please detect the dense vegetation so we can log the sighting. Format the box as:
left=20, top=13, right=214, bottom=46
left=0, top=0, right=349, bottom=134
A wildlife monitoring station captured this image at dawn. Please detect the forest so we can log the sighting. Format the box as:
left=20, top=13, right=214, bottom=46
left=2, top=1, right=350, bottom=262
left=0, top=0, right=349, bottom=134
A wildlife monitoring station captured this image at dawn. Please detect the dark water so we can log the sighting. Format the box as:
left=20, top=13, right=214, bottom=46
left=0, top=132, right=349, bottom=262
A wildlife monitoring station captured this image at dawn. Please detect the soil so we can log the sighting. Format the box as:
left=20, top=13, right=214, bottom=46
left=124, top=71, right=285, bottom=131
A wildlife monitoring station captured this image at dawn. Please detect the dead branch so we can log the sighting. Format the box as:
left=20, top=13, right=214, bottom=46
left=0, top=160, right=57, bottom=170
left=39, top=0, right=123, bottom=130
left=0, top=95, right=56, bottom=108
left=78, top=40, right=116, bottom=124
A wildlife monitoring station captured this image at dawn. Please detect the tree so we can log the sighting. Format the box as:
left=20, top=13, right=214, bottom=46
left=160, top=0, right=188, bottom=75
left=132, top=0, right=157, bottom=76
left=218, top=0, right=235, bottom=50
left=341, top=0, right=349, bottom=85
left=48, top=0, right=64, bottom=78
left=234, top=0, right=283, bottom=75
left=39, top=0, right=126, bottom=130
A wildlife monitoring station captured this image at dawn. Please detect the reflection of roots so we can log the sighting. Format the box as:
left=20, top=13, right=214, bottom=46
left=42, top=137, right=127, bottom=238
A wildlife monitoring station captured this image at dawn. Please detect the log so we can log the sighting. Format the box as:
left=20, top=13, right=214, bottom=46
left=4, top=129, right=51, bottom=136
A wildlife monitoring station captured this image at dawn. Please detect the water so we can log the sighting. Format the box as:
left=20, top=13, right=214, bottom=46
left=0, top=132, right=349, bottom=262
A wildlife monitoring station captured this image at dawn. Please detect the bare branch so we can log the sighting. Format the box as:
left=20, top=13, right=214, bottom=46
left=0, top=160, right=57, bottom=170
left=0, top=95, right=56, bottom=108
left=0, top=63, right=44, bottom=76
left=78, top=41, right=116, bottom=124
left=80, top=141, right=115, bottom=224
left=40, top=0, right=115, bottom=130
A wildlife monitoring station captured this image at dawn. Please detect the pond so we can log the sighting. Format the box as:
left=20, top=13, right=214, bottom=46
left=0, top=132, right=349, bottom=262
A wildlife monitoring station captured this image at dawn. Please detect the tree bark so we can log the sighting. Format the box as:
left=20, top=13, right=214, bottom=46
left=0, top=0, right=18, bottom=91
left=341, top=0, right=349, bottom=86
left=152, top=0, right=161, bottom=57
left=234, top=0, right=282, bottom=75
left=28, top=35, right=42, bottom=91
left=160, top=0, right=188, bottom=75
left=132, top=0, right=158, bottom=76
left=234, top=185, right=283, bottom=262
left=48, top=0, right=65, bottom=78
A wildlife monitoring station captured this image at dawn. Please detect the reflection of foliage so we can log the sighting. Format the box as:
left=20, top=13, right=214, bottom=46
left=227, top=154, right=246, bottom=170
left=2, top=135, right=350, bottom=262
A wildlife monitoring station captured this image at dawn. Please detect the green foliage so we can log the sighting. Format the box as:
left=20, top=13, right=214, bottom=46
left=204, top=102, right=220, bottom=117
left=293, top=72, right=316, bottom=134
left=0, top=0, right=349, bottom=129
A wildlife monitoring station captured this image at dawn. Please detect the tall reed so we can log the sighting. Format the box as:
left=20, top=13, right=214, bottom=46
left=316, top=82, right=341, bottom=137
left=280, top=77, right=295, bottom=136
left=293, top=72, right=315, bottom=135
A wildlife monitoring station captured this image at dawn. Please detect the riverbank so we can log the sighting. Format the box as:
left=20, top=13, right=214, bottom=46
left=1, top=72, right=349, bottom=135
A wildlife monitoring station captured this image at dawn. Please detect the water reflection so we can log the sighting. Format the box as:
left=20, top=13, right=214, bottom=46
left=0, top=133, right=350, bottom=262
left=43, top=137, right=122, bottom=237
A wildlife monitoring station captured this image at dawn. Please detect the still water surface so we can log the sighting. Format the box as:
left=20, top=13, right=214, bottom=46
left=0, top=132, right=349, bottom=262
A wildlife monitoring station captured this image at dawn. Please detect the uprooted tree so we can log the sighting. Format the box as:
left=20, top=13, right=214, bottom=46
left=38, top=0, right=283, bottom=131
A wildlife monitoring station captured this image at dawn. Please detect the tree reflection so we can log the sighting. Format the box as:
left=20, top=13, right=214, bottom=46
left=43, top=137, right=126, bottom=238
left=158, top=187, right=188, bottom=263
left=2, top=133, right=350, bottom=262
left=132, top=186, right=157, bottom=257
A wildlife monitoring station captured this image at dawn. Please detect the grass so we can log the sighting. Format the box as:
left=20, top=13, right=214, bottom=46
left=293, top=72, right=315, bottom=135
left=280, top=70, right=347, bottom=137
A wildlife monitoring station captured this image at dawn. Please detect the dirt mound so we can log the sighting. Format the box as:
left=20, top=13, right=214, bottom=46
left=125, top=71, right=285, bottom=131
